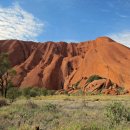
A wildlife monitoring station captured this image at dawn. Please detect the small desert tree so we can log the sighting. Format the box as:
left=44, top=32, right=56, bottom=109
left=0, top=53, right=16, bottom=98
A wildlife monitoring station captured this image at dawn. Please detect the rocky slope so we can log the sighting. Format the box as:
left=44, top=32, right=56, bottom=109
left=0, top=37, right=130, bottom=93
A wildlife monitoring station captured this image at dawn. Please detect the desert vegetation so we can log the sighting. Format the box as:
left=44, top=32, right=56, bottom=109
left=0, top=95, right=130, bottom=130
left=0, top=53, right=130, bottom=130
left=86, top=75, right=103, bottom=84
left=0, top=53, right=16, bottom=98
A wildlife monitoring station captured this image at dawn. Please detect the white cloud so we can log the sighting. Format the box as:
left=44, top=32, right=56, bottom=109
left=0, top=4, right=44, bottom=41
left=65, top=39, right=79, bottom=43
left=108, top=31, right=130, bottom=47
left=115, top=12, right=129, bottom=18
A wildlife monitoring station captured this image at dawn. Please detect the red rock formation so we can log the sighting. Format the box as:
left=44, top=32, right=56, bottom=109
left=0, top=37, right=130, bottom=92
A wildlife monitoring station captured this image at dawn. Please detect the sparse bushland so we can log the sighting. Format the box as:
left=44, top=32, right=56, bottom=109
left=0, top=95, right=130, bottom=130
left=105, top=102, right=130, bottom=128
left=4, top=86, right=55, bottom=103
left=21, top=87, right=55, bottom=98
left=0, top=47, right=130, bottom=129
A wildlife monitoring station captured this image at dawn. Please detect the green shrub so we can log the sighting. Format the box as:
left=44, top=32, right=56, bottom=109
left=46, top=89, right=56, bottom=95
left=72, top=90, right=84, bottom=96
left=35, top=87, right=55, bottom=96
left=105, top=102, right=129, bottom=127
left=7, top=87, right=21, bottom=102
left=40, top=88, right=48, bottom=96
left=22, top=87, right=41, bottom=98
left=21, top=87, right=55, bottom=98
left=117, top=87, right=125, bottom=94
left=29, top=89, right=38, bottom=97
left=25, top=100, right=38, bottom=109
left=0, top=98, right=8, bottom=107
left=22, top=87, right=32, bottom=98
left=86, top=75, right=102, bottom=83
left=40, top=88, right=53, bottom=96
left=44, top=103, right=58, bottom=112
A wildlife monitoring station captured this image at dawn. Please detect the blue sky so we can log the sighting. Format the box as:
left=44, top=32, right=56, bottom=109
left=0, top=0, right=130, bottom=46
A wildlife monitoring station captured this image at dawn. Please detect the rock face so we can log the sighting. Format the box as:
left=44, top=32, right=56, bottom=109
left=0, top=37, right=130, bottom=92
left=83, top=78, right=124, bottom=95
left=62, top=77, right=126, bottom=95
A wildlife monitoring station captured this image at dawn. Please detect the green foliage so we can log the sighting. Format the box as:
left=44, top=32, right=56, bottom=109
left=44, top=103, right=58, bottom=112
left=8, top=69, right=17, bottom=77
left=28, top=88, right=39, bottom=97
left=0, top=53, right=16, bottom=98
left=25, top=100, right=38, bottom=109
left=72, top=90, right=84, bottom=96
left=62, top=90, right=69, bottom=95
left=72, top=79, right=82, bottom=89
left=21, top=87, right=55, bottom=98
left=46, top=89, right=56, bottom=95
left=0, top=53, right=10, bottom=76
left=22, top=87, right=37, bottom=98
left=21, top=87, right=32, bottom=98
left=86, top=75, right=102, bottom=84
left=7, top=87, right=21, bottom=102
left=0, top=95, right=130, bottom=130
left=105, top=102, right=129, bottom=127
left=117, top=87, right=125, bottom=94
left=0, top=98, right=8, bottom=107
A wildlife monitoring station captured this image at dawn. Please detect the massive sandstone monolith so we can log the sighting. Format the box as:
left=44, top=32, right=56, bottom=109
left=0, top=37, right=130, bottom=91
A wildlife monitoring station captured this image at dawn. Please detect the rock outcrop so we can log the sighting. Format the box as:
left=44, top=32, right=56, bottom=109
left=0, top=37, right=130, bottom=93
left=60, top=75, right=127, bottom=95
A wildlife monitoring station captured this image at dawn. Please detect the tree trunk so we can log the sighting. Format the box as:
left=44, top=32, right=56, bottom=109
left=0, top=78, right=4, bottom=97
left=1, top=88, right=4, bottom=97
left=4, top=73, right=9, bottom=98
left=4, top=88, right=7, bottom=98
